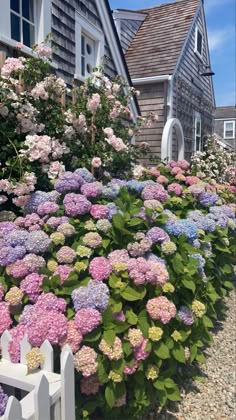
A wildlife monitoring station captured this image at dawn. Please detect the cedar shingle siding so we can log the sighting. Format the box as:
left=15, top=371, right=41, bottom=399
left=52, top=0, right=117, bottom=85
left=119, top=0, right=215, bottom=162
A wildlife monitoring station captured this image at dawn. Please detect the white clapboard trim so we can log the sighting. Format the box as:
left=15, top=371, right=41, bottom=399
left=61, top=345, right=75, bottom=420
left=0, top=333, right=75, bottom=420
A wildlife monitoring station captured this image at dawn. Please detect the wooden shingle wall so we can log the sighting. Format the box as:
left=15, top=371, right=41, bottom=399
left=51, top=0, right=117, bottom=85
left=120, top=20, right=144, bottom=52
left=135, top=82, right=165, bottom=165
left=173, top=6, right=214, bottom=159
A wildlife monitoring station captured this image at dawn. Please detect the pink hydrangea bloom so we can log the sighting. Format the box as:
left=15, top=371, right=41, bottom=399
left=157, top=175, right=169, bottom=185
left=141, top=185, right=169, bottom=201
left=60, top=320, right=82, bottom=353
left=35, top=293, right=67, bottom=313
left=0, top=283, right=4, bottom=301
left=80, top=375, right=100, bottom=395
left=27, top=309, right=68, bottom=346
left=8, top=324, right=27, bottom=363
left=134, top=338, right=150, bottom=361
left=54, top=265, right=74, bottom=284
left=89, top=257, right=112, bottom=281
left=37, top=202, right=59, bottom=216
left=124, top=360, right=138, bottom=375
left=0, top=302, right=13, bottom=334
left=56, top=246, right=76, bottom=264
left=20, top=273, right=45, bottom=302
left=171, top=167, right=183, bottom=176
left=168, top=183, right=183, bottom=196
left=146, top=296, right=176, bottom=324
left=74, top=308, right=101, bottom=335
left=108, top=249, right=130, bottom=264
left=145, top=261, right=169, bottom=286
left=176, top=160, right=190, bottom=171
left=185, top=176, right=201, bottom=186
left=90, top=204, right=109, bottom=219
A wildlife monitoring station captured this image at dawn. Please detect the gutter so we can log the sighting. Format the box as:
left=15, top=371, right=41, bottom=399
left=132, top=75, right=171, bottom=85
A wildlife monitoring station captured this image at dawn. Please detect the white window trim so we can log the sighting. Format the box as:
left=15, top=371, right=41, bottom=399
left=74, top=12, right=104, bottom=82
left=194, top=111, right=202, bottom=152
left=0, top=0, right=51, bottom=51
left=194, top=25, right=203, bottom=61
left=224, top=120, right=235, bottom=139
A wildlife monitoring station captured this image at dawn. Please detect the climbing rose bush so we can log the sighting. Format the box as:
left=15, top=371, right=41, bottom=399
left=0, top=47, right=157, bottom=212
left=191, top=136, right=236, bottom=184
left=0, top=160, right=235, bottom=419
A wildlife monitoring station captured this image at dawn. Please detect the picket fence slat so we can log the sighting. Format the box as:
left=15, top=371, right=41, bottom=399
left=0, top=332, right=76, bottom=420
left=61, top=345, right=75, bottom=420
left=35, top=374, right=50, bottom=420
left=1, top=331, right=11, bottom=361
left=40, top=340, right=54, bottom=372
left=3, top=396, right=22, bottom=420
left=20, top=336, right=31, bottom=365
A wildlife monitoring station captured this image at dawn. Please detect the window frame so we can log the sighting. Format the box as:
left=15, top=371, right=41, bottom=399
left=0, top=0, right=51, bottom=56
left=194, top=111, right=202, bottom=152
left=10, top=0, right=36, bottom=47
left=75, top=12, right=105, bottom=82
left=224, top=120, right=235, bottom=139
left=194, top=25, right=203, bottom=60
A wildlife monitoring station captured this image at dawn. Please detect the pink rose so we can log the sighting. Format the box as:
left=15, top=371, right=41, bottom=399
left=91, top=157, right=102, bottom=168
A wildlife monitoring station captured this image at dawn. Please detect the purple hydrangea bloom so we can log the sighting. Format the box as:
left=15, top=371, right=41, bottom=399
left=178, top=306, right=194, bottom=325
left=198, top=192, right=219, bottom=207
left=80, top=182, right=103, bottom=198
left=146, top=227, right=170, bottom=243
left=106, top=203, right=120, bottom=220
left=110, top=178, right=127, bottom=187
left=26, top=191, right=60, bottom=213
left=46, top=216, right=69, bottom=229
left=25, top=230, right=51, bottom=254
left=0, top=246, right=26, bottom=266
left=0, top=222, right=17, bottom=235
left=72, top=280, right=109, bottom=313
left=75, top=168, right=95, bottom=183
left=0, top=385, right=8, bottom=416
left=63, top=193, right=91, bottom=216
left=145, top=253, right=166, bottom=265
left=55, top=171, right=84, bottom=193
left=5, top=230, right=29, bottom=247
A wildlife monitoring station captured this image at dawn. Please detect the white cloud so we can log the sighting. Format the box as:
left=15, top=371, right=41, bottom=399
left=208, top=27, right=234, bottom=52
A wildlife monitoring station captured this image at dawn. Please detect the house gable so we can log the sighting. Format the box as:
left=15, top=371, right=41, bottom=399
left=124, top=0, right=199, bottom=79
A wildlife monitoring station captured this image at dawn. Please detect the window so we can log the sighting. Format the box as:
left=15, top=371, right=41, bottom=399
left=75, top=13, right=104, bottom=81
left=224, top=121, right=235, bottom=139
left=10, top=0, right=35, bottom=47
left=0, top=0, right=51, bottom=52
left=194, top=112, right=202, bottom=151
left=194, top=26, right=203, bottom=59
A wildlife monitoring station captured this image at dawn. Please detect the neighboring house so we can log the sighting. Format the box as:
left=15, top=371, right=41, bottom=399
left=214, top=106, right=236, bottom=151
left=113, top=0, right=215, bottom=162
left=0, top=0, right=138, bottom=119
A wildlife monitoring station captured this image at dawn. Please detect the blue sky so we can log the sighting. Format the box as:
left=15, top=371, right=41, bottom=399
left=110, top=0, right=236, bottom=106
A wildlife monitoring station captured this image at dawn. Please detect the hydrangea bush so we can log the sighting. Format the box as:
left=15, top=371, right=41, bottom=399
left=0, top=160, right=235, bottom=419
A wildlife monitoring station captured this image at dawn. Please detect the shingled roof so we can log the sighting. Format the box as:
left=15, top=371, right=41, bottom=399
left=214, top=106, right=236, bottom=119
left=125, top=0, right=200, bottom=79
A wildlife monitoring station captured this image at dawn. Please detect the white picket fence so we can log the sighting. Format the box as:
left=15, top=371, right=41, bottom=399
left=0, top=331, right=75, bottom=420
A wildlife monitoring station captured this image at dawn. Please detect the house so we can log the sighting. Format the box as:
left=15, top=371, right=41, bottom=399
left=0, top=0, right=139, bottom=119
left=113, top=0, right=215, bottom=162
left=214, top=106, right=236, bottom=151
